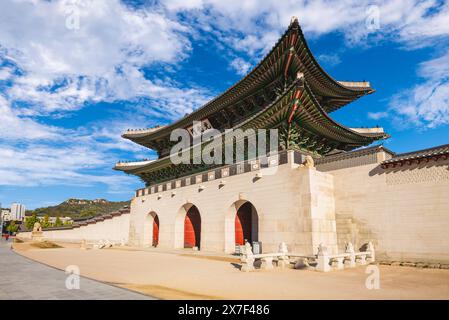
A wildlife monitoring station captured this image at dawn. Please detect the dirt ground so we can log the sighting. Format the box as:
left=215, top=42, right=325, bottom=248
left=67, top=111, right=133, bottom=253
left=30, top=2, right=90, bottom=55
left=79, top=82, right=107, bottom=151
left=13, top=242, right=449, bottom=300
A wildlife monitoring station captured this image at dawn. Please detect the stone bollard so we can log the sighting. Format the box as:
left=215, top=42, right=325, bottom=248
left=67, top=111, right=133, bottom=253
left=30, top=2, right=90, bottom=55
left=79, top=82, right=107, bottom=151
left=260, top=257, right=274, bottom=270
left=344, top=242, right=356, bottom=268
left=277, top=242, right=290, bottom=268
left=316, top=244, right=331, bottom=272
left=80, top=239, right=87, bottom=250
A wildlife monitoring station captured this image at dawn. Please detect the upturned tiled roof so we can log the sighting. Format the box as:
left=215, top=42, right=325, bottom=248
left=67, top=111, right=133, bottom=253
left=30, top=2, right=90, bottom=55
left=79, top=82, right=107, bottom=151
left=382, top=143, right=449, bottom=165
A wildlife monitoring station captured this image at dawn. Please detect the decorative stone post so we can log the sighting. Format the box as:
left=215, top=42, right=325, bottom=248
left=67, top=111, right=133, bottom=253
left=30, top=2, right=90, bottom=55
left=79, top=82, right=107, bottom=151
left=344, top=242, right=356, bottom=268
left=277, top=242, right=290, bottom=268
left=316, top=243, right=331, bottom=272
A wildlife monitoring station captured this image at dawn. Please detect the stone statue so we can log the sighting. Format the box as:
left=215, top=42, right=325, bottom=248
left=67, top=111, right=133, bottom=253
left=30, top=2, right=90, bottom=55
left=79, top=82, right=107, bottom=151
left=345, top=242, right=355, bottom=254
left=303, top=155, right=315, bottom=168
left=278, top=242, right=288, bottom=254
left=317, top=243, right=328, bottom=256
left=244, top=241, right=253, bottom=256
left=33, top=222, right=42, bottom=232
left=31, top=222, right=44, bottom=242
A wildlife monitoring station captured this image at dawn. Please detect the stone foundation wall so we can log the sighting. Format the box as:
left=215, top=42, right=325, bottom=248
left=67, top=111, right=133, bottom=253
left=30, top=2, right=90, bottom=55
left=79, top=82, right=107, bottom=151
left=129, top=154, right=338, bottom=255
left=18, top=213, right=130, bottom=244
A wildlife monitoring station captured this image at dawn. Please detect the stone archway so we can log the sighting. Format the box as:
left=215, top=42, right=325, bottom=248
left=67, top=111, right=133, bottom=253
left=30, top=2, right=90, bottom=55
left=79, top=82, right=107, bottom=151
left=235, top=202, right=258, bottom=245
left=225, top=200, right=259, bottom=253
left=174, top=203, right=202, bottom=250
left=143, top=211, right=159, bottom=247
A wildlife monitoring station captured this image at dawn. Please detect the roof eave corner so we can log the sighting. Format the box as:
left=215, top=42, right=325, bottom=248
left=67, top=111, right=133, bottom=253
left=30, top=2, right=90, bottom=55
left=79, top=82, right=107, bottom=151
left=290, top=16, right=299, bottom=26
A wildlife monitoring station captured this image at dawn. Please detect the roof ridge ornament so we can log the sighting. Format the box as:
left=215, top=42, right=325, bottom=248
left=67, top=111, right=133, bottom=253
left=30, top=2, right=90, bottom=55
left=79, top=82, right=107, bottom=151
left=290, top=16, right=298, bottom=24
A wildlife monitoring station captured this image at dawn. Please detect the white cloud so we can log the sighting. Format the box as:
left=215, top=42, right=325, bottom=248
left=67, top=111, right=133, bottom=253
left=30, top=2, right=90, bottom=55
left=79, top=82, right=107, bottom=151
left=0, top=67, right=13, bottom=80
left=229, top=57, right=252, bottom=76
left=0, top=0, right=216, bottom=192
left=317, top=54, right=341, bottom=67
left=368, top=111, right=388, bottom=120
left=0, top=0, right=194, bottom=115
left=389, top=51, right=449, bottom=129
left=163, top=0, right=449, bottom=55
left=0, top=108, right=146, bottom=191
left=0, top=143, right=136, bottom=193
left=0, top=95, right=60, bottom=140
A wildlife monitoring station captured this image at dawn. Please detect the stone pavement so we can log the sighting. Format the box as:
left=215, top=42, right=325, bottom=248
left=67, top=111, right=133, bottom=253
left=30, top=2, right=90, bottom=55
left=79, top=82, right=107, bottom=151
left=0, top=240, right=154, bottom=300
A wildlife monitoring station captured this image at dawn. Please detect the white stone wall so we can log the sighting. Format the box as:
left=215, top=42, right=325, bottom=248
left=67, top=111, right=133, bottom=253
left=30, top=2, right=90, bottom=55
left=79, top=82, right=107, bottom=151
left=129, top=157, right=338, bottom=255
left=319, top=152, right=449, bottom=263
left=18, top=214, right=130, bottom=244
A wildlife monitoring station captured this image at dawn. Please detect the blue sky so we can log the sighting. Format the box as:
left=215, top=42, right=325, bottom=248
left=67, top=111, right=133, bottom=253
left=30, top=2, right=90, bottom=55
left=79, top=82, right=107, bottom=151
left=0, top=0, right=448, bottom=209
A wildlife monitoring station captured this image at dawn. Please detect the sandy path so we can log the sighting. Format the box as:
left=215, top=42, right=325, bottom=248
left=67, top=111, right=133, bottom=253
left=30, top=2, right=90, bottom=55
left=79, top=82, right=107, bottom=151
left=14, top=245, right=449, bottom=300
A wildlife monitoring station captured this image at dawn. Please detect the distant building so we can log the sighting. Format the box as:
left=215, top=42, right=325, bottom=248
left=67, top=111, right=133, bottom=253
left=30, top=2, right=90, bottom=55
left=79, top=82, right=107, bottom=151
left=37, top=216, right=73, bottom=225
left=64, top=198, right=108, bottom=205
left=1, top=209, right=11, bottom=222
left=11, top=203, right=26, bottom=221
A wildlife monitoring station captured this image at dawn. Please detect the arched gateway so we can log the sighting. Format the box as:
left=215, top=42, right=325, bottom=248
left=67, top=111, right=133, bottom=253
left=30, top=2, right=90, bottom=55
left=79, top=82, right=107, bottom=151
left=184, top=206, right=201, bottom=249
left=225, top=200, right=259, bottom=252
left=235, top=202, right=258, bottom=245
left=144, top=212, right=159, bottom=247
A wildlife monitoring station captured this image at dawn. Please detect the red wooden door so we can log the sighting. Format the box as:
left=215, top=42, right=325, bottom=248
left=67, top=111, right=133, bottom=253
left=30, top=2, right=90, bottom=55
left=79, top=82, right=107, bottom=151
left=235, top=214, right=244, bottom=245
left=184, top=207, right=201, bottom=248
left=152, top=215, right=159, bottom=247
left=235, top=203, right=252, bottom=245
left=184, top=214, right=195, bottom=248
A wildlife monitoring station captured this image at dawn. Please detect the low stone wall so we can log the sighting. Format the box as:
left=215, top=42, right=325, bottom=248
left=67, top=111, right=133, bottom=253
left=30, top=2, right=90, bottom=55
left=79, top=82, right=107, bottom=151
left=18, top=213, right=130, bottom=244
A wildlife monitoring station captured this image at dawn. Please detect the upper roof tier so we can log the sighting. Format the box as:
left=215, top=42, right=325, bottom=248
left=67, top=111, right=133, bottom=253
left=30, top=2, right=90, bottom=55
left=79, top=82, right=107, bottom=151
left=123, top=17, right=374, bottom=151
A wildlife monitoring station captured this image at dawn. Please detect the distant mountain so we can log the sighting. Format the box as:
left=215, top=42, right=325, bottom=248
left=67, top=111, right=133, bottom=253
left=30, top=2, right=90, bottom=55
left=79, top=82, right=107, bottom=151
left=26, top=198, right=130, bottom=219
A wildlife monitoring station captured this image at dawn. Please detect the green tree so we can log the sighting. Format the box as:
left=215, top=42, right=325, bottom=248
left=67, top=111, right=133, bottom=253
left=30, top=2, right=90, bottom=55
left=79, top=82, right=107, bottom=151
left=41, top=214, right=51, bottom=229
left=63, top=220, right=73, bottom=226
left=54, top=217, right=63, bottom=227
left=25, top=213, right=39, bottom=230
left=6, top=221, right=19, bottom=234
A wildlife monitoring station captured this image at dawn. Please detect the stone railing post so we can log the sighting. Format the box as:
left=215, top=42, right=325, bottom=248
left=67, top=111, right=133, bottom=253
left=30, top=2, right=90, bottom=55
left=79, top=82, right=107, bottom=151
left=316, top=244, right=331, bottom=272
left=367, top=241, right=375, bottom=262
left=344, top=242, right=356, bottom=268
left=331, top=257, right=344, bottom=270
left=277, top=242, right=289, bottom=268
left=357, top=254, right=367, bottom=265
